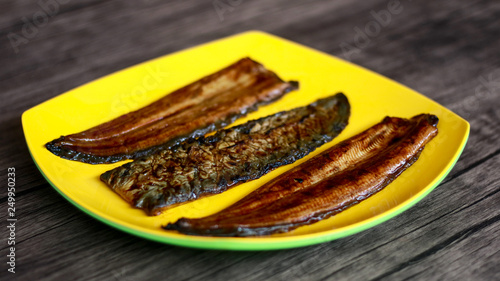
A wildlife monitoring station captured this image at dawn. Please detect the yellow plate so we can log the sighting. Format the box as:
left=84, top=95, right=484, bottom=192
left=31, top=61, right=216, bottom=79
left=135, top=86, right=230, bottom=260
left=22, top=31, right=469, bottom=250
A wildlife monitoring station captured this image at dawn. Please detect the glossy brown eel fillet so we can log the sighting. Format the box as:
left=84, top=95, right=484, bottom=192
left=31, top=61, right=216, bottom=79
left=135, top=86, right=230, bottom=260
left=165, top=114, right=439, bottom=236
left=101, top=93, right=350, bottom=215
left=45, top=58, right=298, bottom=164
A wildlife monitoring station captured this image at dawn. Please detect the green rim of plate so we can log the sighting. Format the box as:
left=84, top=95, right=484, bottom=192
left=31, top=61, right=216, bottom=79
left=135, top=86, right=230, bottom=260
left=26, top=129, right=469, bottom=250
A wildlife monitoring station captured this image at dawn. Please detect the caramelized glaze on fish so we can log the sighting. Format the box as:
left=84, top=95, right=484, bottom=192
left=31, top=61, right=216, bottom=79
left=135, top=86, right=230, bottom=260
left=46, top=58, right=298, bottom=164
left=101, top=93, right=350, bottom=215
left=165, top=114, right=438, bottom=236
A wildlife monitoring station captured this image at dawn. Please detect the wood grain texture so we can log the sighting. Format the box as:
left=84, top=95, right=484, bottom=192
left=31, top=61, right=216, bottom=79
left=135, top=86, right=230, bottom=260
left=0, top=0, right=499, bottom=280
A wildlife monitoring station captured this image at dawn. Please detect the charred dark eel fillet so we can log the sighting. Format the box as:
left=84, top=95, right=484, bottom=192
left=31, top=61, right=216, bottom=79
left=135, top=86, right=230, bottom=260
left=101, top=93, right=350, bottom=215
left=46, top=58, right=298, bottom=164
left=165, top=114, right=439, bottom=236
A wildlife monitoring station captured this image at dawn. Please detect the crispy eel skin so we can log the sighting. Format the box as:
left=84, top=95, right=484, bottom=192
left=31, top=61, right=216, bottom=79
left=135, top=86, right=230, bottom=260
left=46, top=58, right=298, bottom=164
left=101, top=93, right=350, bottom=215
left=165, top=114, right=439, bottom=236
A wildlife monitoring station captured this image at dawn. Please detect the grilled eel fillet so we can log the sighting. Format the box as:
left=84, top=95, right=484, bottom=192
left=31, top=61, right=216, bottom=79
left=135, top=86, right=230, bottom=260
left=165, top=114, right=439, bottom=236
left=46, top=58, right=298, bottom=164
left=101, top=93, right=350, bottom=215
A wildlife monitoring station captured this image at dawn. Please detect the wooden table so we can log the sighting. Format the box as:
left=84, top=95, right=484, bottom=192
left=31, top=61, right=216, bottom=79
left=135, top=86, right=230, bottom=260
left=1, top=0, right=499, bottom=280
